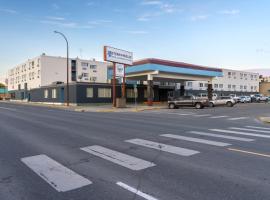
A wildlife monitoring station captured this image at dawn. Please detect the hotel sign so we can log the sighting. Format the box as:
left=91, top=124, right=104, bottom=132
left=115, top=63, right=125, bottom=77
left=104, top=46, right=133, bottom=65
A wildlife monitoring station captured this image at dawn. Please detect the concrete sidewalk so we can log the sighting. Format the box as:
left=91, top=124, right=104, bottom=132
left=1, top=100, right=166, bottom=112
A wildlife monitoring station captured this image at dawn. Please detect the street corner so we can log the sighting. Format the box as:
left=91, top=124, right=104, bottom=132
left=259, top=116, right=270, bottom=124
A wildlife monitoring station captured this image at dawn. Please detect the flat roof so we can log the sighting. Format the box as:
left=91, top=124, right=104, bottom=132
left=132, top=58, right=222, bottom=73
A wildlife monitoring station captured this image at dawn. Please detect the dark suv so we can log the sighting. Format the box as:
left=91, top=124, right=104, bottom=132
left=168, top=95, right=209, bottom=109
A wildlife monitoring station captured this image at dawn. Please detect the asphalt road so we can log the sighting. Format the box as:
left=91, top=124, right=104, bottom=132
left=0, top=102, right=270, bottom=200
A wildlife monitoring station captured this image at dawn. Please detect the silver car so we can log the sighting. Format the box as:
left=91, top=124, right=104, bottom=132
left=209, top=96, right=236, bottom=107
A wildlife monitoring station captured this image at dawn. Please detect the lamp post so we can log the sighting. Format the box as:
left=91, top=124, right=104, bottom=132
left=54, top=31, right=70, bottom=106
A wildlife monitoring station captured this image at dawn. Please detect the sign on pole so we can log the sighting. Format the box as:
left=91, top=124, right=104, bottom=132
left=104, top=46, right=133, bottom=65
left=115, top=63, right=125, bottom=78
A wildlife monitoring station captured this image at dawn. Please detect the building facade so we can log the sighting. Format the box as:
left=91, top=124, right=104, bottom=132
left=8, top=54, right=109, bottom=92
left=185, top=69, right=259, bottom=96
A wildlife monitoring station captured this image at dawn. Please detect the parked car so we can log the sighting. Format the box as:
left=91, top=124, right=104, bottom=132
left=245, top=96, right=251, bottom=103
left=254, top=94, right=268, bottom=102
left=229, top=94, right=240, bottom=103
left=209, top=96, right=236, bottom=107
left=197, top=93, right=217, bottom=100
left=168, top=95, right=209, bottom=109
left=240, top=96, right=247, bottom=103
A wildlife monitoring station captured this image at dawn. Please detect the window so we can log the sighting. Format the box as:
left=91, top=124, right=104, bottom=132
left=244, top=85, right=247, bottom=90
left=90, top=65, right=97, bottom=69
left=98, top=88, right=111, bottom=98
left=219, top=84, right=223, bottom=88
left=86, top=88, right=93, bottom=98
left=232, top=85, right=236, bottom=90
left=90, top=77, right=97, bottom=82
left=228, top=84, right=231, bottom=89
left=240, top=85, right=243, bottom=90
left=127, top=89, right=135, bottom=98
left=52, top=89, right=57, bottom=99
left=44, top=90, right=48, bottom=98
left=214, top=84, right=218, bottom=88
left=82, top=73, right=89, bottom=77
left=187, top=82, right=192, bottom=87
left=199, top=83, right=204, bottom=87
left=251, top=86, right=254, bottom=90
left=81, top=62, right=88, bottom=67
left=204, top=83, right=208, bottom=87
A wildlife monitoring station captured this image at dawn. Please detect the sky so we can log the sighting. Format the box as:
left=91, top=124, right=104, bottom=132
left=0, top=0, right=270, bottom=75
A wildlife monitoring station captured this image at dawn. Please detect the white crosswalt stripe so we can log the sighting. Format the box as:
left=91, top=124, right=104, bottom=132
left=227, top=117, right=248, bottom=121
left=21, top=155, right=92, bottom=192
left=210, top=116, right=228, bottom=119
left=125, top=139, right=199, bottom=156
left=189, top=131, right=254, bottom=142
left=193, top=114, right=212, bottom=117
left=0, top=107, right=17, bottom=111
left=117, top=182, right=158, bottom=200
left=246, top=126, right=270, bottom=130
left=210, top=129, right=270, bottom=138
left=161, top=134, right=231, bottom=147
left=80, top=145, right=155, bottom=171
left=229, top=127, right=270, bottom=134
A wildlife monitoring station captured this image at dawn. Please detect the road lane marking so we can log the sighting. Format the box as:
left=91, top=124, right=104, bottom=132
left=210, top=129, right=270, bottom=138
left=227, top=117, right=248, bottom=121
left=189, top=131, right=254, bottom=142
left=0, top=106, right=17, bottom=111
left=228, top=148, right=270, bottom=158
left=21, top=155, right=92, bottom=192
left=246, top=126, right=270, bottom=130
left=125, top=139, right=199, bottom=156
left=80, top=145, right=155, bottom=171
left=161, top=134, right=231, bottom=147
left=229, top=127, right=270, bottom=134
left=116, top=182, right=158, bottom=200
left=193, top=114, right=212, bottom=117
left=210, top=116, right=228, bottom=119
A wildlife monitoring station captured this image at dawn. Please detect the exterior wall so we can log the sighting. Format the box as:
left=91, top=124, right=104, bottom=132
left=186, top=69, right=259, bottom=94
left=40, top=56, right=68, bottom=87
left=7, top=55, right=109, bottom=94
left=8, top=56, right=42, bottom=91
left=259, top=82, right=270, bottom=96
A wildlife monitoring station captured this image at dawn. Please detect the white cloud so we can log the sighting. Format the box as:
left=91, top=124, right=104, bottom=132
left=219, top=9, right=240, bottom=15
left=191, top=15, right=208, bottom=21
left=40, top=20, right=93, bottom=29
left=141, top=0, right=162, bottom=6
left=126, top=30, right=148, bottom=35
left=52, top=3, right=59, bottom=10
left=137, top=12, right=160, bottom=21
left=46, top=16, right=65, bottom=21
left=86, top=1, right=95, bottom=6
left=0, top=8, right=17, bottom=14
left=88, top=19, right=112, bottom=25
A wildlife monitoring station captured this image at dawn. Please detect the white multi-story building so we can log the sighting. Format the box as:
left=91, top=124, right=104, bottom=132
left=8, top=54, right=109, bottom=91
left=185, top=69, right=259, bottom=93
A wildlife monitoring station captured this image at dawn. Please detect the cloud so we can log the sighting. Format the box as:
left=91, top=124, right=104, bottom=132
left=86, top=1, right=95, bottom=6
left=40, top=20, right=93, bottom=29
left=219, top=9, right=240, bottom=15
left=52, top=3, right=59, bottom=10
left=46, top=16, right=65, bottom=21
left=138, top=1, right=182, bottom=21
left=137, top=12, right=160, bottom=21
left=256, top=48, right=270, bottom=54
left=141, top=0, right=162, bottom=5
left=0, top=8, right=17, bottom=14
left=191, top=15, right=209, bottom=21
left=88, top=19, right=112, bottom=25
left=126, top=30, right=149, bottom=35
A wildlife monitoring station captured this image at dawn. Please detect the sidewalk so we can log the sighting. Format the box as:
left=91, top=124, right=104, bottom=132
left=2, top=100, right=166, bottom=113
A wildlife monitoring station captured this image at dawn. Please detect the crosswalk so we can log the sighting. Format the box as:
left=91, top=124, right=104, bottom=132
left=147, top=111, right=249, bottom=121
left=20, top=125, right=270, bottom=198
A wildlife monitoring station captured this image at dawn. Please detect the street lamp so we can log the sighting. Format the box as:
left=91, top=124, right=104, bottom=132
left=54, top=31, right=70, bottom=106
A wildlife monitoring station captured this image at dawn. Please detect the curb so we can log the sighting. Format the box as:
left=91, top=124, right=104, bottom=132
left=259, top=117, right=270, bottom=124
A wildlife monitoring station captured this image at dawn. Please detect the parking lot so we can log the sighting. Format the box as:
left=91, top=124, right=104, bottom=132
left=0, top=102, right=270, bottom=200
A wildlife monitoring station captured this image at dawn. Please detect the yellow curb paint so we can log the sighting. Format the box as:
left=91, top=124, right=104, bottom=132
left=228, top=148, right=270, bottom=158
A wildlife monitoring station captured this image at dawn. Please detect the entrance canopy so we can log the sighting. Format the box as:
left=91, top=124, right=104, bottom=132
left=125, top=58, right=223, bottom=105
left=126, top=58, right=223, bottom=82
